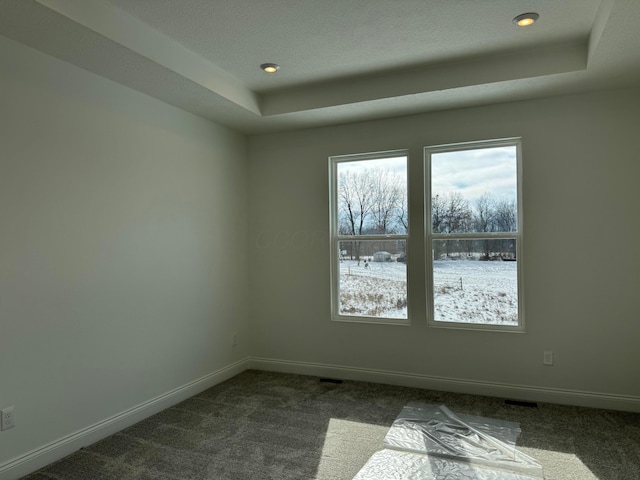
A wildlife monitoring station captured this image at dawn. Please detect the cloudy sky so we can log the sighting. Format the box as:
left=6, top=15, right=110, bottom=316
left=430, top=145, right=517, bottom=205
left=335, top=145, right=517, bottom=206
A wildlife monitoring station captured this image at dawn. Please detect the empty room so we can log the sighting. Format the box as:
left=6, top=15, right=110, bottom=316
left=1, top=1, right=639, bottom=479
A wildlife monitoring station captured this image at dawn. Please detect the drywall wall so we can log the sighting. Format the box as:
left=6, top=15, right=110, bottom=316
left=0, top=34, right=249, bottom=471
left=248, top=86, right=640, bottom=404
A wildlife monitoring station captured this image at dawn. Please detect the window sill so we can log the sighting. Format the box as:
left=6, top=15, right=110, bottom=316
left=332, top=315, right=411, bottom=326
left=427, top=320, right=526, bottom=333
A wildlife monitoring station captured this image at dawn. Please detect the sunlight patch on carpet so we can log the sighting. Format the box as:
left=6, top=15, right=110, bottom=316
left=519, top=447, right=599, bottom=480
left=314, top=418, right=389, bottom=479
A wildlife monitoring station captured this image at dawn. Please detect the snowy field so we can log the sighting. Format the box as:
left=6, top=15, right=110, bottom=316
left=339, top=259, right=518, bottom=324
left=339, top=260, right=408, bottom=318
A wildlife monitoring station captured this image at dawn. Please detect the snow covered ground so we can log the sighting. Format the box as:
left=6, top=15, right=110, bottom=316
left=338, top=259, right=518, bottom=325
left=339, top=260, right=408, bottom=318
left=432, top=259, right=517, bottom=325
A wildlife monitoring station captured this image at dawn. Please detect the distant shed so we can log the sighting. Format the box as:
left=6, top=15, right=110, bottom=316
left=373, top=251, right=392, bottom=262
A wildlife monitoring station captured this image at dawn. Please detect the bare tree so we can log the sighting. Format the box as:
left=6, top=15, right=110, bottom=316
left=494, top=198, right=517, bottom=259
left=431, top=192, right=471, bottom=257
left=431, top=194, right=446, bottom=259
left=370, top=168, right=403, bottom=234
left=338, top=169, right=374, bottom=236
left=494, top=199, right=517, bottom=233
left=474, top=193, right=495, bottom=233
left=442, top=192, right=471, bottom=234
left=396, top=188, right=408, bottom=233
left=337, top=169, right=377, bottom=262
left=431, top=194, right=446, bottom=233
left=474, top=192, right=495, bottom=259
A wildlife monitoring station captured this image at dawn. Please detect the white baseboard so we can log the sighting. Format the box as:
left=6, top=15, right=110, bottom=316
left=248, top=357, right=640, bottom=413
left=0, top=358, right=249, bottom=480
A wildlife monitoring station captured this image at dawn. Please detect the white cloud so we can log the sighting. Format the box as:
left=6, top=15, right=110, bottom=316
left=431, top=146, right=517, bottom=204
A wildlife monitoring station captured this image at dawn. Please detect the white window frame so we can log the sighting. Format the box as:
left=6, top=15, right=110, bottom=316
left=329, top=149, right=410, bottom=325
left=425, top=138, right=525, bottom=333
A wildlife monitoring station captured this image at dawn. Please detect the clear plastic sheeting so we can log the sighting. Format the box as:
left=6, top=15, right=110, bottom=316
left=353, top=449, right=541, bottom=480
left=384, top=403, right=523, bottom=454
left=353, top=403, right=544, bottom=479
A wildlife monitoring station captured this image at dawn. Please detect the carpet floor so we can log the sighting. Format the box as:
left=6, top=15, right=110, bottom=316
left=21, top=370, right=640, bottom=479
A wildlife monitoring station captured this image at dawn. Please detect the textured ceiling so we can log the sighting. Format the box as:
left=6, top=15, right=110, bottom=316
left=1, top=0, right=639, bottom=134
left=104, top=0, right=600, bottom=91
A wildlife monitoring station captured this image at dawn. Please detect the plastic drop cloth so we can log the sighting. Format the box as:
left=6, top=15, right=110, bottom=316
left=353, top=449, right=541, bottom=480
left=353, top=403, right=544, bottom=479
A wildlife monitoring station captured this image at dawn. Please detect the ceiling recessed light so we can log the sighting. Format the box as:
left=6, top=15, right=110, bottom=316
left=260, top=63, right=280, bottom=73
left=513, top=12, right=539, bottom=27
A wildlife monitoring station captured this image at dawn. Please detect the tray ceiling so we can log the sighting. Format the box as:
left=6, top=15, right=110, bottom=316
left=1, top=0, right=639, bottom=133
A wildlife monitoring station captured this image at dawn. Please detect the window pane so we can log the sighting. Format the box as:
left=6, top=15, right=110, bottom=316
left=431, top=146, right=517, bottom=234
left=338, top=239, right=407, bottom=319
left=337, top=157, right=407, bottom=236
left=432, top=239, right=518, bottom=325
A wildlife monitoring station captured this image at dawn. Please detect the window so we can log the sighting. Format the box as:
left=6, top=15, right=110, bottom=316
left=329, top=139, right=523, bottom=331
left=425, top=138, right=524, bottom=331
left=329, top=151, right=409, bottom=324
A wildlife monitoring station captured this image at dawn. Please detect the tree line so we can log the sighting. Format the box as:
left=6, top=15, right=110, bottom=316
left=338, top=167, right=517, bottom=260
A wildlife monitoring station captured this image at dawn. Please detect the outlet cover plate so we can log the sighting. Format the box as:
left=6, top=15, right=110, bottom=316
left=1, top=406, right=15, bottom=430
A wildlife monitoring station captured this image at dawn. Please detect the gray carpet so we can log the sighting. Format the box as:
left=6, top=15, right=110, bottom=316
left=22, top=370, right=640, bottom=479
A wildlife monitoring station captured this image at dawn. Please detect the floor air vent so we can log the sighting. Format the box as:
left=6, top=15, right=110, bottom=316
left=319, top=378, right=343, bottom=384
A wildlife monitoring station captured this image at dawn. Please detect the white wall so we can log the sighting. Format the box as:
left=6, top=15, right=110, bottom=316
left=248, top=87, right=640, bottom=406
left=1, top=24, right=639, bottom=477
left=0, top=35, right=249, bottom=472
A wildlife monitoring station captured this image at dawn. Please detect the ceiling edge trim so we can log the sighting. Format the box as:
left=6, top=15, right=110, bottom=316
left=35, top=0, right=262, bottom=116
left=260, top=41, right=589, bottom=117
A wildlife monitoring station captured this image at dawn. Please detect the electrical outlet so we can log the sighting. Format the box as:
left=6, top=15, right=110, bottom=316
left=232, top=333, right=238, bottom=347
left=1, top=406, right=15, bottom=430
left=543, top=350, right=553, bottom=366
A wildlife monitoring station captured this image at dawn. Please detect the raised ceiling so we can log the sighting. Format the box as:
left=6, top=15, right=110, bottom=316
left=1, top=0, right=639, bottom=134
